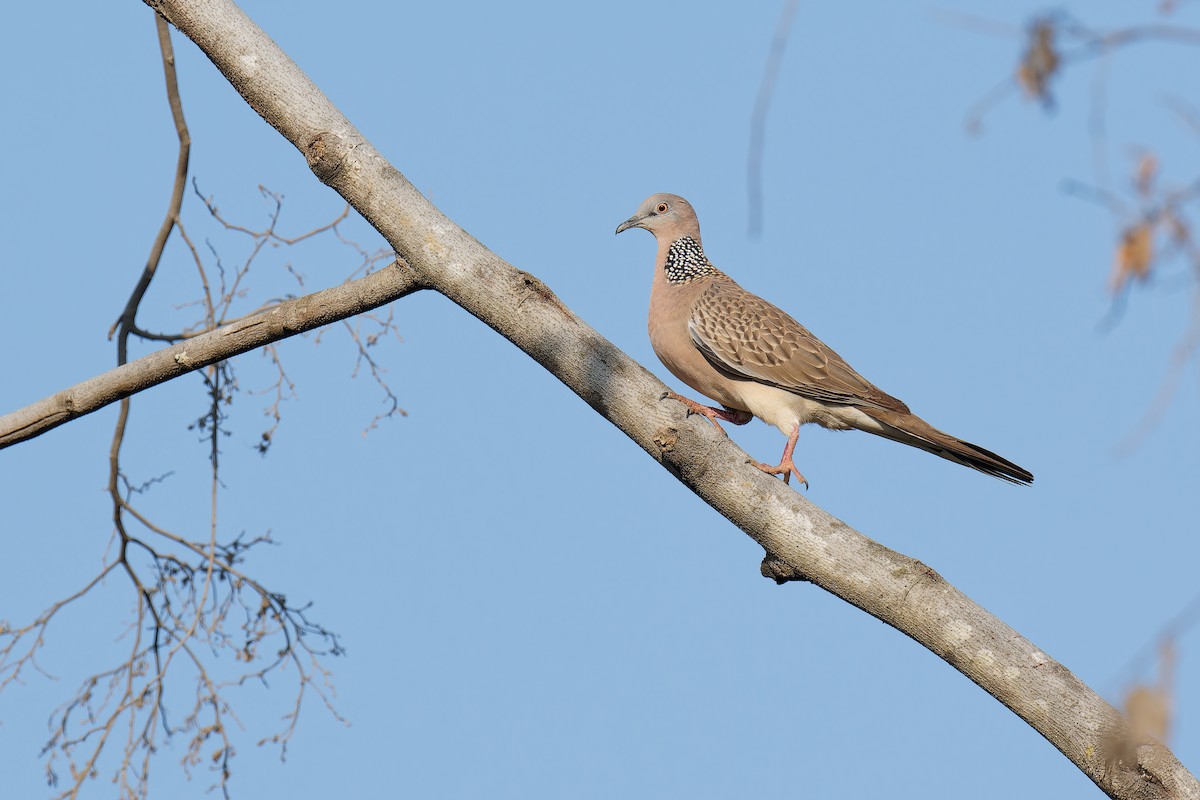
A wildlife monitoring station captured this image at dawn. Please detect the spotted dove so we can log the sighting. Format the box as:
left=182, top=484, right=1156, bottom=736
left=615, top=193, right=1033, bottom=487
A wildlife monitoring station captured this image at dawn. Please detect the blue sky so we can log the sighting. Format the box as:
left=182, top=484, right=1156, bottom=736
left=1, top=1, right=1197, bottom=797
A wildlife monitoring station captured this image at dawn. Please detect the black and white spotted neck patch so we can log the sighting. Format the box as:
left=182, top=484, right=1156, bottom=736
left=664, top=236, right=716, bottom=284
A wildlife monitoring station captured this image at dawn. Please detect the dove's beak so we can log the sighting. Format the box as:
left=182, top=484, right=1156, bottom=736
left=615, top=213, right=650, bottom=235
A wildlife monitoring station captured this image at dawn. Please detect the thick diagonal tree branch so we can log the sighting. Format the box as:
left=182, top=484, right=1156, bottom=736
left=0, top=1, right=1193, bottom=797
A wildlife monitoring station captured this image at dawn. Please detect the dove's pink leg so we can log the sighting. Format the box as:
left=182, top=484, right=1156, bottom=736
left=661, top=391, right=752, bottom=434
left=752, top=424, right=808, bottom=489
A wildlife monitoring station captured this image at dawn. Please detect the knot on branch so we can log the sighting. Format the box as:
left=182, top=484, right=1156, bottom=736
left=652, top=427, right=678, bottom=454
left=652, top=426, right=685, bottom=481
left=1096, top=720, right=1178, bottom=798
left=305, top=131, right=354, bottom=186
left=515, top=270, right=572, bottom=318
left=911, top=560, right=942, bottom=584
left=761, top=553, right=809, bottom=584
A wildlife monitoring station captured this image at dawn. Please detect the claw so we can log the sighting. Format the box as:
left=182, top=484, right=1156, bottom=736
left=751, top=424, right=809, bottom=490
left=660, top=391, right=751, bottom=434
left=753, top=459, right=809, bottom=489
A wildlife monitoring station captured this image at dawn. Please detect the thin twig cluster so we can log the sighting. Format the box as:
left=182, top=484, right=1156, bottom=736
left=0, top=16, right=398, bottom=798
left=958, top=0, right=1200, bottom=757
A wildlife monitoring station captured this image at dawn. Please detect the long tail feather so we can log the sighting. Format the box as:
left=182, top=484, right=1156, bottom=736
left=859, top=408, right=1033, bottom=485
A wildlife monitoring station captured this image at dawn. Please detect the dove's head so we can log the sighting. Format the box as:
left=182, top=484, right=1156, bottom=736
left=615, top=193, right=701, bottom=243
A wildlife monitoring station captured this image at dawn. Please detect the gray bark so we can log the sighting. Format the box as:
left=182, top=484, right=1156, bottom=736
left=0, top=0, right=1193, bottom=796
left=0, top=264, right=422, bottom=447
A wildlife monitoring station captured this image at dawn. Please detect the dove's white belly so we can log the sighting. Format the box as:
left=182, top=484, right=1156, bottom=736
left=722, top=380, right=886, bottom=438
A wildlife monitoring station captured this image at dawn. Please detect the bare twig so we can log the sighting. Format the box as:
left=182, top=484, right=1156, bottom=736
left=747, top=0, right=800, bottom=237
left=106, top=14, right=191, bottom=346
left=341, top=310, right=407, bottom=433
left=1113, top=292, right=1200, bottom=454
left=960, top=12, right=1200, bottom=130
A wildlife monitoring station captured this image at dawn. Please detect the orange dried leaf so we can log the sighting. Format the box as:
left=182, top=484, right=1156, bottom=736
left=1110, top=224, right=1154, bottom=292
left=1018, top=22, right=1059, bottom=103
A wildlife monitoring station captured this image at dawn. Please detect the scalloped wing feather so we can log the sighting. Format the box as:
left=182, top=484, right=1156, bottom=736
left=688, top=278, right=909, bottom=413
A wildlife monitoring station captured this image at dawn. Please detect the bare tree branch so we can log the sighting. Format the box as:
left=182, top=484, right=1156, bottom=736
left=2, top=1, right=1195, bottom=797
left=0, top=261, right=421, bottom=448
left=105, top=14, right=191, bottom=347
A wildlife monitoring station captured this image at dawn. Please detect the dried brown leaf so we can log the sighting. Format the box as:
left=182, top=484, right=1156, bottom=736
left=1111, top=224, right=1155, bottom=292
left=1017, top=21, right=1060, bottom=104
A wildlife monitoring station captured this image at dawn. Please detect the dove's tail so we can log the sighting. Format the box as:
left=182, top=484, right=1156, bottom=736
left=858, top=408, right=1034, bottom=485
